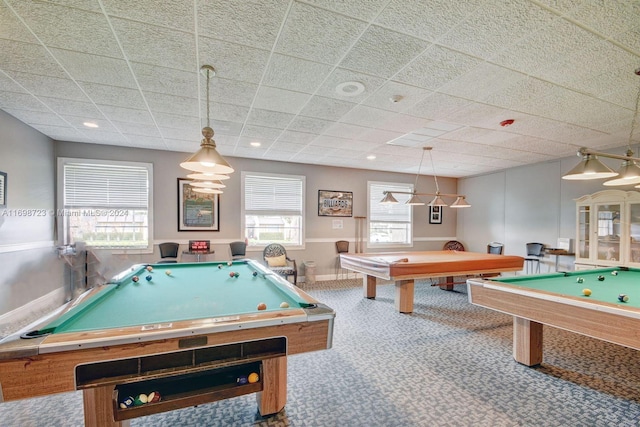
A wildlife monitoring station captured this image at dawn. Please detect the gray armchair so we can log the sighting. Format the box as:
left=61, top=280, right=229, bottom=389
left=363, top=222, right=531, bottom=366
left=263, top=243, right=297, bottom=285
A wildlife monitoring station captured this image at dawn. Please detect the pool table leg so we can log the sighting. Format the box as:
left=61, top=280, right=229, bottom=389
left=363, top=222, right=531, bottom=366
left=257, top=355, right=287, bottom=415
left=513, top=317, right=543, bottom=367
left=363, top=275, right=376, bottom=299
left=395, top=279, right=414, bottom=314
left=83, top=386, right=130, bottom=427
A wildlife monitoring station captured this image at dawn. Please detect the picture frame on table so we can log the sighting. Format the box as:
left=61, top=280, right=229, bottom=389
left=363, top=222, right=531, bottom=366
left=177, top=178, right=220, bottom=231
left=0, top=171, right=6, bottom=208
left=429, top=205, right=442, bottom=224
left=318, top=190, right=353, bottom=217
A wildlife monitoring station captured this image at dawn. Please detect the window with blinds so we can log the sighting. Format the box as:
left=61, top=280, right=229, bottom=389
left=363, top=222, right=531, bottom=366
left=368, top=181, right=413, bottom=247
left=59, top=158, right=153, bottom=250
left=243, top=171, right=305, bottom=247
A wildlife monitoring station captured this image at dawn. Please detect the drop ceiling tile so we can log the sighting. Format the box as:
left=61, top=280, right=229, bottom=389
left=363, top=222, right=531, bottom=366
left=395, top=45, right=481, bottom=91
left=29, top=124, right=84, bottom=141
left=210, top=120, right=243, bottom=136
left=159, top=127, right=196, bottom=141
left=113, top=121, right=160, bottom=137
left=303, top=0, right=388, bottom=21
left=235, top=136, right=274, bottom=149
left=404, top=92, right=471, bottom=121
left=441, top=126, right=519, bottom=145
left=357, top=128, right=403, bottom=144
left=339, top=25, right=430, bottom=79
left=287, top=116, right=333, bottom=134
left=269, top=141, right=306, bottom=153
left=198, top=37, right=270, bottom=85
left=209, top=79, right=258, bottom=108
left=378, top=114, right=433, bottom=134
left=59, top=116, right=117, bottom=132
left=316, top=68, right=385, bottom=103
left=196, top=0, right=290, bottom=50
left=567, top=1, right=640, bottom=39
left=38, top=97, right=105, bottom=118
left=124, top=135, right=167, bottom=149
left=0, top=40, right=67, bottom=79
left=233, top=146, right=269, bottom=157
left=612, top=25, right=640, bottom=53
left=83, top=130, right=128, bottom=144
left=262, top=149, right=295, bottom=161
left=0, top=2, right=38, bottom=43
left=443, top=102, right=512, bottom=129
left=311, top=135, right=353, bottom=149
left=298, top=144, right=335, bottom=155
left=6, top=1, right=122, bottom=56
left=208, top=102, right=250, bottom=123
left=263, top=54, right=333, bottom=94
left=152, top=112, right=199, bottom=130
left=299, top=96, right=356, bottom=121
left=98, top=105, right=155, bottom=125
left=483, top=77, right=556, bottom=110
left=439, top=63, right=526, bottom=102
left=144, top=92, right=198, bottom=115
left=242, top=125, right=283, bottom=141
left=437, top=0, right=554, bottom=59
left=103, top=0, right=195, bottom=30
left=275, top=2, right=368, bottom=64
left=0, top=91, right=48, bottom=111
left=8, top=71, right=88, bottom=101
left=278, top=130, right=317, bottom=144
left=323, top=123, right=369, bottom=139
left=111, top=19, right=196, bottom=72
left=252, top=87, right=311, bottom=115
left=80, top=83, right=147, bottom=109
left=340, top=105, right=391, bottom=128
left=246, top=109, right=295, bottom=129
left=3, top=109, right=68, bottom=127
left=375, top=0, right=481, bottom=42
left=51, top=50, right=137, bottom=88
left=131, top=63, right=198, bottom=98
left=363, top=81, right=431, bottom=113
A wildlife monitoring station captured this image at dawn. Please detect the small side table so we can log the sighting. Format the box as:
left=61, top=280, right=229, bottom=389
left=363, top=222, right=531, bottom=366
left=182, top=250, right=215, bottom=262
left=545, top=248, right=575, bottom=271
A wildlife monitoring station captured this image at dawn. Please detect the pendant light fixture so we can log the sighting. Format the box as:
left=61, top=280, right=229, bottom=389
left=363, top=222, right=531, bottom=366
left=180, top=65, right=234, bottom=176
left=563, top=68, right=640, bottom=183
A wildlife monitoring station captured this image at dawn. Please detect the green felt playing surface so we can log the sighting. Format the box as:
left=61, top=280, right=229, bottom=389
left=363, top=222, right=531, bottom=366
left=494, top=267, right=640, bottom=308
left=43, top=261, right=310, bottom=334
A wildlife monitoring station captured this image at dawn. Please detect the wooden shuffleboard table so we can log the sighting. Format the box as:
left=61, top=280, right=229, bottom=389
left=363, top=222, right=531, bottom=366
left=340, top=250, right=524, bottom=314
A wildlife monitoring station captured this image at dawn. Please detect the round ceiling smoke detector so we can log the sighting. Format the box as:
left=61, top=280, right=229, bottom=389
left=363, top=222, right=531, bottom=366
left=335, top=81, right=365, bottom=97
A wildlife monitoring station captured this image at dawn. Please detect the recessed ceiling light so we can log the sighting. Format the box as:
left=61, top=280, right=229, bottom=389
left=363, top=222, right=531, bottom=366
left=250, top=141, right=261, bottom=147
left=335, top=81, right=365, bottom=97
left=367, top=155, right=376, bottom=160
left=83, top=122, right=98, bottom=128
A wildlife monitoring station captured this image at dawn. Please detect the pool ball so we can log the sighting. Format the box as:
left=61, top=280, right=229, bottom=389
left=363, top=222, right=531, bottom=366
left=248, top=372, right=260, bottom=383
left=618, top=294, right=629, bottom=303
left=229, top=272, right=235, bottom=277
left=280, top=301, right=290, bottom=308
left=252, top=271, right=258, bottom=277
left=234, top=272, right=239, bottom=278
left=134, top=393, right=148, bottom=406
left=218, top=264, right=223, bottom=269
left=597, top=275, right=605, bottom=281
left=132, top=276, right=139, bottom=282
left=227, top=261, right=233, bottom=266
left=165, top=270, right=172, bottom=276
left=119, top=396, right=135, bottom=409
left=611, top=270, right=618, bottom=276
left=146, top=266, right=153, bottom=272
left=147, top=391, right=162, bottom=403
left=576, top=277, right=584, bottom=283
left=236, top=375, right=248, bottom=385
left=257, top=302, right=267, bottom=310
left=146, top=275, right=152, bottom=281
left=582, top=288, right=592, bottom=296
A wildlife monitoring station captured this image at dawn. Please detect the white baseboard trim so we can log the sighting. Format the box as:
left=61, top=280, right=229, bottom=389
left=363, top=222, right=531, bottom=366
left=0, top=287, right=65, bottom=326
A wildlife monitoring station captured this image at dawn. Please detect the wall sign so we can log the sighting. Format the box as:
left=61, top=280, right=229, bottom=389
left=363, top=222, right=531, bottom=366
left=318, top=190, right=353, bottom=217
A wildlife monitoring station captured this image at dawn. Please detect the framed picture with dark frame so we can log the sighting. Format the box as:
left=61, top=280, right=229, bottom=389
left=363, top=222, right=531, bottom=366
left=177, top=178, right=220, bottom=231
left=429, top=205, right=442, bottom=224
left=0, top=171, right=5, bottom=208
left=318, top=190, right=353, bottom=217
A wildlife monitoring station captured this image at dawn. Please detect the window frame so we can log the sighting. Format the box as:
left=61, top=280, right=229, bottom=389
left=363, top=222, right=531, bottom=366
left=241, top=171, right=305, bottom=250
left=56, top=157, right=154, bottom=253
left=368, top=180, right=413, bottom=249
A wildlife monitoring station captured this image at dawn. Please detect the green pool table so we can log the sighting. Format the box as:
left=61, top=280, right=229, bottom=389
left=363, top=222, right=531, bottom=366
left=468, top=267, right=640, bottom=367
left=0, top=260, right=335, bottom=427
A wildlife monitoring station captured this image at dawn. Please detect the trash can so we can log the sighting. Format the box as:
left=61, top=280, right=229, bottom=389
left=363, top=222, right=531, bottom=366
left=305, top=261, right=316, bottom=286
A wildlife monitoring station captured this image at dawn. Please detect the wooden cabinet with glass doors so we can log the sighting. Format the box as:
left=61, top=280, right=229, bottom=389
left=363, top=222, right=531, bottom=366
left=575, top=190, right=640, bottom=270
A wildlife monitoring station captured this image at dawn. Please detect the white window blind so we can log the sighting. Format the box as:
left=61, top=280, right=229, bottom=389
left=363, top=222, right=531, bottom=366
left=369, top=182, right=412, bottom=222
left=245, top=174, right=303, bottom=215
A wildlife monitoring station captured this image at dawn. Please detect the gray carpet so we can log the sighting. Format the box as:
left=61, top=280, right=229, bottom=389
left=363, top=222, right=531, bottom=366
left=1, top=279, right=640, bottom=426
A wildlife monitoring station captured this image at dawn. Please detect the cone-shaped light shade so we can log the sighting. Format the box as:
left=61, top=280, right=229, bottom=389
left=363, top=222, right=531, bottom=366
left=180, top=127, right=234, bottom=174
left=450, top=196, right=471, bottom=208
left=380, top=192, right=399, bottom=204
left=187, top=172, right=230, bottom=181
left=189, top=180, right=226, bottom=189
left=193, top=187, right=223, bottom=194
left=562, top=154, right=618, bottom=180
left=603, top=160, right=640, bottom=186
left=406, top=193, right=424, bottom=205
left=428, top=193, right=448, bottom=207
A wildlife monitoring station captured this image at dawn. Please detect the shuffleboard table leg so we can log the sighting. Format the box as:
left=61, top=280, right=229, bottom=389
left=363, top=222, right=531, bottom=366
left=395, top=279, right=415, bottom=314
left=257, top=355, right=287, bottom=416
left=513, top=317, right=543, bottom=367
left=83, top=386, right=130, bottom=427
left=364, top=275, right=376, bottom=299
